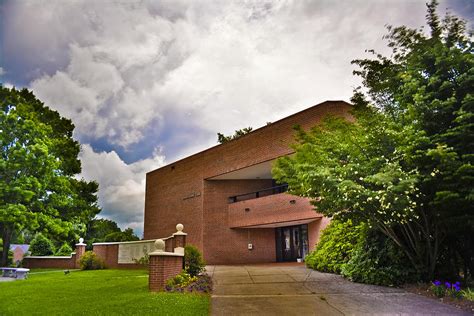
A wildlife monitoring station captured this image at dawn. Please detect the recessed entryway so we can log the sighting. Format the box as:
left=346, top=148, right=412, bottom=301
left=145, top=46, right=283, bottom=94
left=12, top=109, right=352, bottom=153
left=275, top=224, right=309, bottom=262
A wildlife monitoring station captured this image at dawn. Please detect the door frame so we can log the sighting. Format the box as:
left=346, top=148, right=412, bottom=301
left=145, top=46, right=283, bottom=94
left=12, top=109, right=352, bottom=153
left=275, top=224, right=308, bottom=262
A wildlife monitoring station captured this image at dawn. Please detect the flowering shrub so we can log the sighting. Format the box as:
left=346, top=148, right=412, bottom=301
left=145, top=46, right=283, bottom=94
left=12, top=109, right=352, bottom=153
left=79, top=251, right=105, bottom=270
left=165, top=271, right=212, bottom=293
left=430, top=280, right=462, bottom=298
left=431, top=280, right=445, bottom=297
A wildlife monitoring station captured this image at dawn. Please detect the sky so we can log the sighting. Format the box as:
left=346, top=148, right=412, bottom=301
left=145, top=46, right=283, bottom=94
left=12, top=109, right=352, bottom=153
left=1, top=0, right=473, bottom=238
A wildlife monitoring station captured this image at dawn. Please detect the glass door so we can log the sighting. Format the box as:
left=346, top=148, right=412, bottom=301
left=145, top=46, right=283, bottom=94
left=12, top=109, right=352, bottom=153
left=275, top=224, right=309, bottom=262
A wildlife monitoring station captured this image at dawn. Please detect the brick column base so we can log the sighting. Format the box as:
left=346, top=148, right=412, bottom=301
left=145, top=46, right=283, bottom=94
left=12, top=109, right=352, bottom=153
left=149, top=254, right=184, bottom=291
left=74, top=239, right=87, bottom=269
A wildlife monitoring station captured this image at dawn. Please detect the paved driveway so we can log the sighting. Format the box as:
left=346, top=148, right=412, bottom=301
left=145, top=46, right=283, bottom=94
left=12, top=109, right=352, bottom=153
left=207, top=263, right=469, bottom=315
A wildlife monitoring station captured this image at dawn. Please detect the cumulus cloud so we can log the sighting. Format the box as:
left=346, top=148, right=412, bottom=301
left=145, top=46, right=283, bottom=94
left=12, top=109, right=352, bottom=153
left=79, top=144, right=166, bottom=236
left=4, top=0, right=436, bottom=151
left=2, top=0, right=469, bottom=232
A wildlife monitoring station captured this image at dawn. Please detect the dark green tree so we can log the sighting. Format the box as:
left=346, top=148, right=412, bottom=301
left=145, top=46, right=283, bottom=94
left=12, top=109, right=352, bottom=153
left=55, top=242, right=73, bottom=256
left=104, top=228, right=139, bottom=242
left=85, top=218, right=121, bottom=247
left=217, top=127, right=253, bottom=143
left=29, top=233, right=55, bottom=256
left=0, top=87, right=101, bottom=266
left=274, top=1, right=473, bottom=280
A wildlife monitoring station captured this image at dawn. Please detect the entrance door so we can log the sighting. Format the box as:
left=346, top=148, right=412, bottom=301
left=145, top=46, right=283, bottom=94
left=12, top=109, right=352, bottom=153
left=275, top=224, right=309, bottom=262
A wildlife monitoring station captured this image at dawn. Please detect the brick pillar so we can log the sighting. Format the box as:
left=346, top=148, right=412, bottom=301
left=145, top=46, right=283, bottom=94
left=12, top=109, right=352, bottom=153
left=75, top=238, right=87, bottom=269
left=149, top=239, right=184, bottom=292
left=172, top=223, right=187, bottom=254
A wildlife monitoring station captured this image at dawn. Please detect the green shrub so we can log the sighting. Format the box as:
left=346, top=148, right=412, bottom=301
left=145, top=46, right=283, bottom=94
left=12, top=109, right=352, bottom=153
left=29, top=233, right=55, bottom=256
left=79, top=251, right=105, bottom=270
left=305, top=220, right=363, bottom=273
left=341, top=229, right=417, bottom=286
left=132, top=253, right=149, bottom=265
left=184, top=245, right=205, bottom=277
left=461, top=288, right=474, bottom=301
left=55, top=243, right=73, bottom=256
left=430, top=281, right=446, bottom=298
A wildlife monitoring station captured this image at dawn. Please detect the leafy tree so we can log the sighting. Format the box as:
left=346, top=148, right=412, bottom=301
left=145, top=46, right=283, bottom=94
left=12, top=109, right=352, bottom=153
left=55, top=243, right=73, bottom=256
left=104, top=228, right=139, bottom=242
left=85, top=218, right=121, bottom=247
left=0, top=87, right=100, bottom=266
left=274, top=1, right=473, bottom=280
left=217, top=127, right=253, bottom=143
left=341, top=229, right=417, bottom=286
left=29, top=233, right=55, bottom=256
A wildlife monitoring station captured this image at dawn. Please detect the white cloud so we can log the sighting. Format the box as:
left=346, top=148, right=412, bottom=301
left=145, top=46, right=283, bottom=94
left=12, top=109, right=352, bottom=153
left=79, top=144, right=166, bottom=236
left=4, top=0, right=460, bottom=231
left=7, top=0, right=433, bottom=149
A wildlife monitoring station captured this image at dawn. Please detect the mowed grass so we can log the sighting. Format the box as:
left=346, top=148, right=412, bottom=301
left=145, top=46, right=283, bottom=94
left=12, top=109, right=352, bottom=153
left=0, top=269, right=209, bottom=315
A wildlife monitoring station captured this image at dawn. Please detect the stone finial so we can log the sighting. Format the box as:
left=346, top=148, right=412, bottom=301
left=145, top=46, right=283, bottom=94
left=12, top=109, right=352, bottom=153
left=176, top=223, right=184, bottom=232
left=154, top=239, right=165, bottom=252
left=79, top=237, right=84, bottom=244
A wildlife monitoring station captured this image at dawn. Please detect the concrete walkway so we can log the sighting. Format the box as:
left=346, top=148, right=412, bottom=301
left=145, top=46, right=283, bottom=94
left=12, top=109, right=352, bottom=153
left=208, top=264, right=470, bottom=315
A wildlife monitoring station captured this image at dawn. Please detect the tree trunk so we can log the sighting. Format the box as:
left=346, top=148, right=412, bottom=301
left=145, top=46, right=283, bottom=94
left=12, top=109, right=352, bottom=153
left=1, top=224, right=12, bottom=267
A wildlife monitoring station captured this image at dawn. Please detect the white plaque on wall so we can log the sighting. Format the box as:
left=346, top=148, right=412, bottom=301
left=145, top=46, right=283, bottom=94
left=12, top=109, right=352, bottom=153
left=118, top=241, right=154, bottom=264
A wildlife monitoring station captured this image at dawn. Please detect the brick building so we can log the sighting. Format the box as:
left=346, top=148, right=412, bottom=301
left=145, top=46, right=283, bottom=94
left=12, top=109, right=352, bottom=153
left=144, top=100, right=352, bottom=264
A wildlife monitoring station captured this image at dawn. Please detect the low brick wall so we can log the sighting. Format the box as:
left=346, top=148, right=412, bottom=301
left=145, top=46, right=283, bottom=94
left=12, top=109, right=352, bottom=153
left=23, top=243, right=86, bottom=269
left=92, top=244, right=145, bottom=269
left=20, top=224, right=188, bottom=293
left=23, top=255, right=77, bottom=269
left=149, top=255, right=183, bottom=291
left=92, top=239, right=163, bottom=269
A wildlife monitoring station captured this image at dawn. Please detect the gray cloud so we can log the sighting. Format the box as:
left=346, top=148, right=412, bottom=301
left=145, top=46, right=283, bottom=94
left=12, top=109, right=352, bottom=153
left=3, top=0, right=468, bottom=233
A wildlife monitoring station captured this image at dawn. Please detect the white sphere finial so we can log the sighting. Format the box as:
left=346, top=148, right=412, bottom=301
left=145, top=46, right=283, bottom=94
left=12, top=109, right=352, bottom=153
left=79, top=237, right=84, bottom=244
left=155, top=239, right=165, bottom=252
left=176, top=223, right=184, bottom=232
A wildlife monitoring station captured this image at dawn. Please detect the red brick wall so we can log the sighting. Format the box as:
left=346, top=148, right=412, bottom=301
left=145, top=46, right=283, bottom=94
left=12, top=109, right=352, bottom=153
left=144, top=101, right=351, bottom=264
left=228, top=193, right=321, bottom=228
left=144, top=164, right=204, bottom=250
left=203, top=179, right=277, bottom=264
left=92, top=244, right=145, bottom=269
left=23, top=255, right=76, bottom=269
left=149, top=255, right=183, bottom=291
left=308, top=217, right=331, bottom=252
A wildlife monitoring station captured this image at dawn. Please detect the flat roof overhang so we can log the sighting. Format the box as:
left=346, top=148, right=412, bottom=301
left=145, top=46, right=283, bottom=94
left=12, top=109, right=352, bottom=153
left=231, top=217, right=321, bottom=229
left=206, top=159, right=276, bottom=180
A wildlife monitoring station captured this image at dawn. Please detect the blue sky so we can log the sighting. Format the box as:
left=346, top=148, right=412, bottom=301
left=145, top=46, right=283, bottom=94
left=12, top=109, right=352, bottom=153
left=1, top=0, right=472, bottom=237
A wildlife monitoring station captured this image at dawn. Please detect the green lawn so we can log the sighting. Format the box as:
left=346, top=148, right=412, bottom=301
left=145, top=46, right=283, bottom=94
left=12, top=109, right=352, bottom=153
left=0, top=269, right=210, bottom=315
